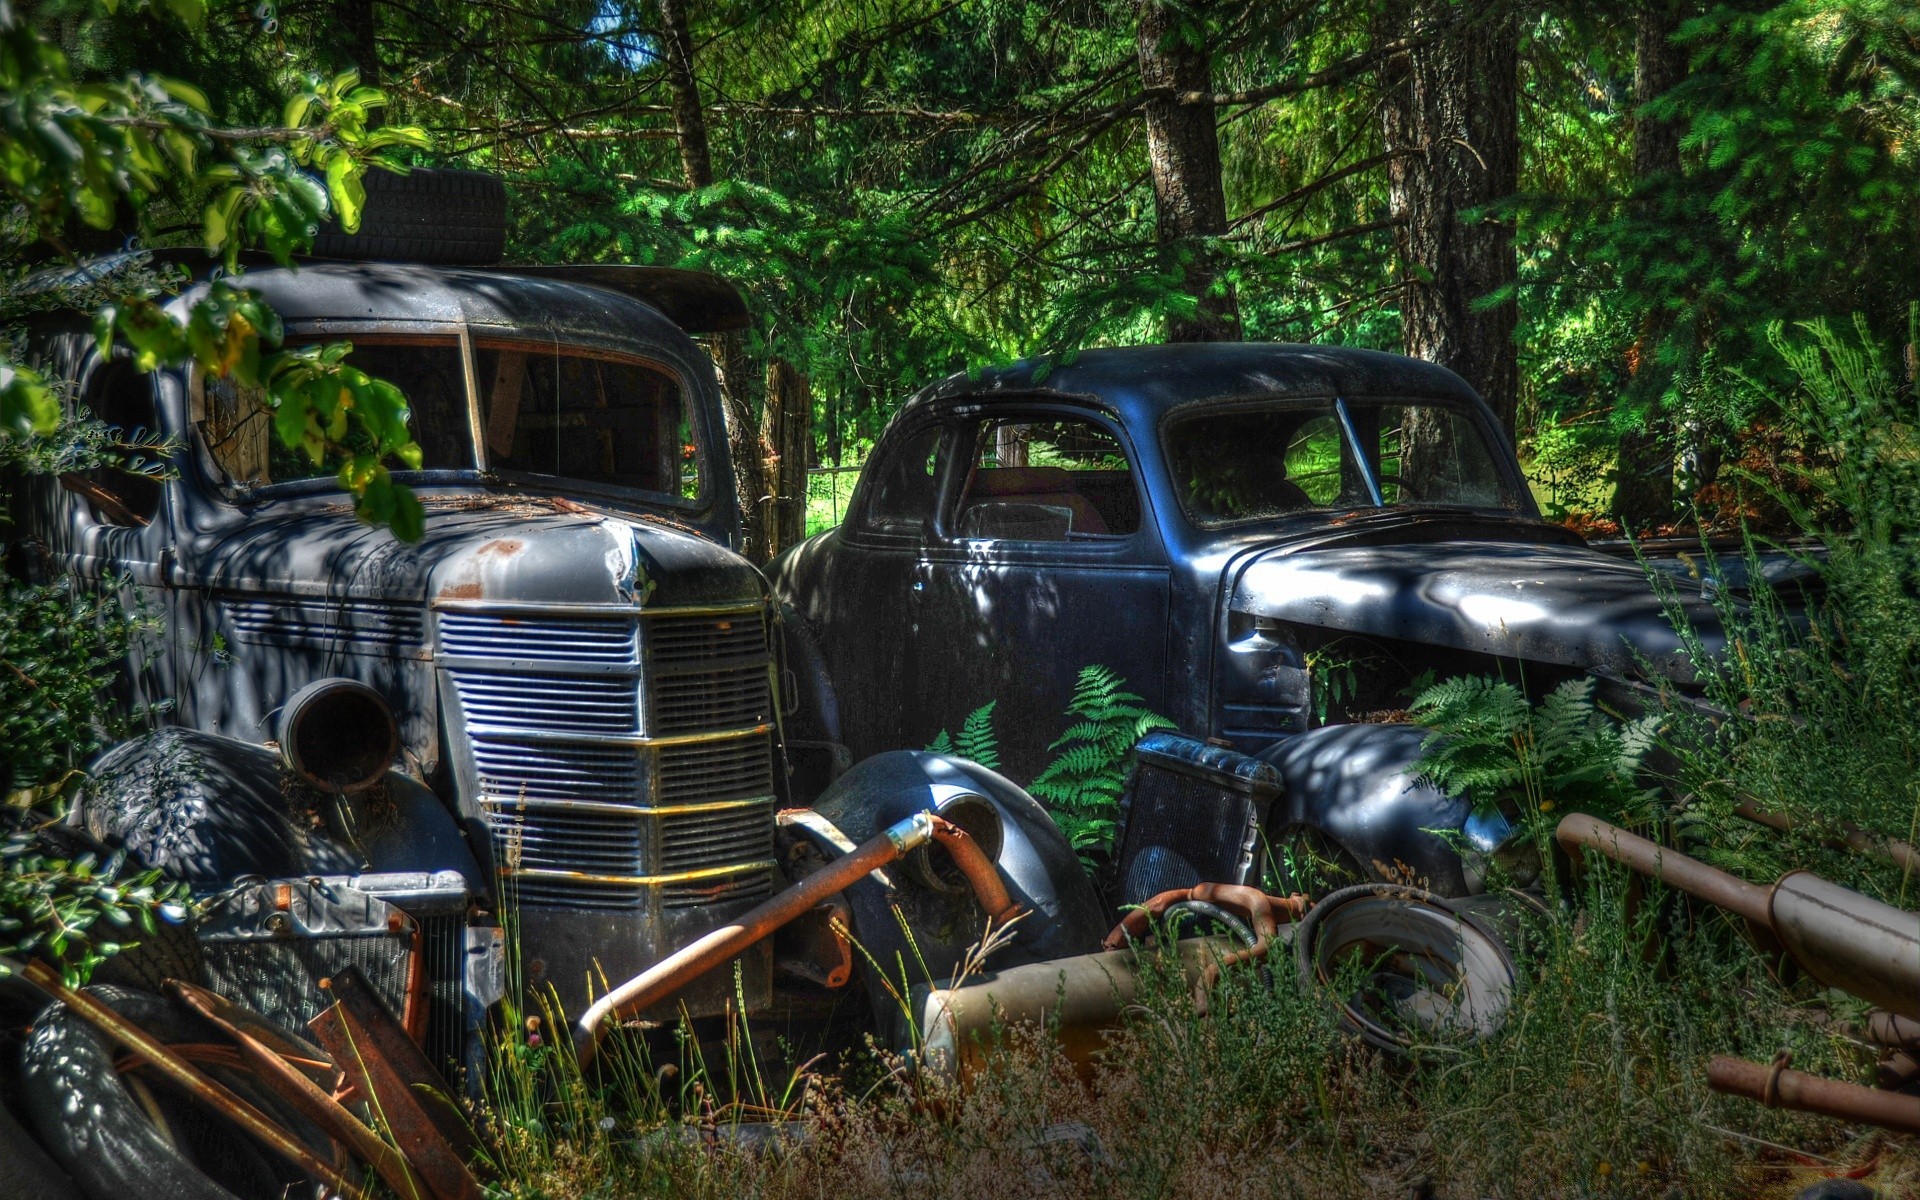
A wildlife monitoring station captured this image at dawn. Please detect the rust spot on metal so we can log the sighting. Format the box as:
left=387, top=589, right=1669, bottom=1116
left=476, top=538, right=523, bottom=558
left=438, top=582, right=483, bottom=601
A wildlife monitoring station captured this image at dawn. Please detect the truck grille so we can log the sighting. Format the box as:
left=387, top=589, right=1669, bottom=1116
left=438, top=602, right=776, bottom=911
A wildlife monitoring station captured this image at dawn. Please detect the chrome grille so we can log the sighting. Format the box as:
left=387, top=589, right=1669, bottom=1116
left=488, top=804, right=643, bottom=875
left=439, top=602, right=776, bottom=911
left=658, top=800, right=775, bottom=872
left=658, top=739, right=773, bottom=805
left=470, top=737, right=641, bottom=804
left=451, top=670, right=637, bottom=736
left=508, top=874, right=646, bottom=910
left=662, top=869, right=774, bottom=910
left=438, top=612, right=636, bottom=664
left=650, top=665, right=770, bottom=734
left=646, top=612, right=772, bottom=734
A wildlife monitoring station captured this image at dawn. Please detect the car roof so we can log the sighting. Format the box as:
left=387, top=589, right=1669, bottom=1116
left=179, top=260, right=715, bottom=359
left=24, top=253, right=744, bottom=349
left=913, top=342, right=1485, bottom=423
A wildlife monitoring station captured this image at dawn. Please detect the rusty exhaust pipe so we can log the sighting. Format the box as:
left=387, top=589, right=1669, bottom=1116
left=1709, top=1053, right=1920, bottom=1135
left=575, top=812, right=1017, bottom=1068
left=1557, top=814, right=1920, bottom=1020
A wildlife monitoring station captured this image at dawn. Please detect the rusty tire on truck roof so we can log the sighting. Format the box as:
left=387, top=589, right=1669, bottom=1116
left=310, top=167, right=507, bottom=264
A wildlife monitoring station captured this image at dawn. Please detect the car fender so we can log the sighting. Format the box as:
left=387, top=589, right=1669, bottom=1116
left=1258, top=723, right=1475, bottom=897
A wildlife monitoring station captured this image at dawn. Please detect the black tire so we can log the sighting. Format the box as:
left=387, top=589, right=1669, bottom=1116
left=310, top=167, right=506, bottom=264
left=18, top=985, right=335, bottom=1200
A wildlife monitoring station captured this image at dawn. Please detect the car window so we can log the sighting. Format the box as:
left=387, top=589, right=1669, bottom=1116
left=476, top=340, right=698, bottom=500
left=862, top=425, right=944, bottom=532
left=1165, top=398, right=1519, bottom=527
left=954, top=417, right=1139, bottom=540
left=70, top=357, right=163, bottom=527
left=199, top=335, right=472, bottom=488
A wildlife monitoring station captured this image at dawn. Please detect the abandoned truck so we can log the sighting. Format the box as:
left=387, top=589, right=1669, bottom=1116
left=770, top=342, right=1738, bottom=897
left=4, top=246, right=1109, bottom=1110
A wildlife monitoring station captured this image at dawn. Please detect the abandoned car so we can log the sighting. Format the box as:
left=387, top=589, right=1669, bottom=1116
left=770, top=342, right=1735, bottom=897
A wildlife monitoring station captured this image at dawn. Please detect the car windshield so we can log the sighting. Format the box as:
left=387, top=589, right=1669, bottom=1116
left=1163, top=398, right=1520, bottom=527
left=198, top=333, right=701, bottom=503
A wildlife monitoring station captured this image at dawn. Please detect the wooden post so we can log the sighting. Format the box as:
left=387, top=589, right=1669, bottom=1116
left=763, top=359, right=812, bottom=557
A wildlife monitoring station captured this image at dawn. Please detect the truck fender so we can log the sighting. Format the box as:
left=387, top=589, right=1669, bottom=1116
left=1257, top=723, right=1475, bottom=898
left=78, top=727, right=484, bottom=896
left=802, top=751, right=1108, bottom=1033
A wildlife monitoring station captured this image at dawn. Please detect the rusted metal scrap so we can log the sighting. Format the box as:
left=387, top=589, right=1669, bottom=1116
left=309, top=966, right=487, bottom=1200
left=1558, top=814, right=1920, bottom=1135
left=9, top=957, right=378, bottom=1200
left=1102, top=883, right=1311, bottom=1016
left=1556, top=814, right=1920, bottom=1021
left=169, top=979, right=432, bottom=1200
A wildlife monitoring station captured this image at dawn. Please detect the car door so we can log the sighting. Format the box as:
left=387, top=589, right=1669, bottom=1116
left=808, top=418, right=955, bottom=766
left=909, top=405, right=1172, bottom=784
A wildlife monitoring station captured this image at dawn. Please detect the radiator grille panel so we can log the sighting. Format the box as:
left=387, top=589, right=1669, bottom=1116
left=470, top=737, right=642, bottom=805
left=488, top=806, right=642, bottom=876
left=201, top=935, right=412, bottom=1034
left=507, top=874, right=646, bottom=911
left=438, top=612, right=636, bottom=664
left=647, top=613, right=767, bottom=664
left=650, top=665, right=770, bottom=734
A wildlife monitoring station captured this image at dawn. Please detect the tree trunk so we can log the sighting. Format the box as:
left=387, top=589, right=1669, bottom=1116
left=1136, top=0, right=1239, bottom=343
left=1613, top=0, right=1688, bottom=531
left=1378, top=0, right=1519, bottom=438
left=763, top=359, right=811, bottom=557
left=657, top=0, right=769, bottom=558
left=341, top=0, right=380, bottom=91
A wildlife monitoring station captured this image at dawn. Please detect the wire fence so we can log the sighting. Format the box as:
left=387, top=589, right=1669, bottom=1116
left=806, top=463, right=864, bottom=532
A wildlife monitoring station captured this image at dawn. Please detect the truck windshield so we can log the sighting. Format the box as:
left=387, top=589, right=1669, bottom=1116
left=1164, top=398, right=1520, bottom=527
left=198, top=334, right=701, bottom=503
left=476, top=339, right=699, bottom=501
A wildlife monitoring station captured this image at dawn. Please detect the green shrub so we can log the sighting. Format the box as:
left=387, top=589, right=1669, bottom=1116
left=1660, top=314, right=1920, bottom=897
left=1028, top=665, right=1173, bottom=854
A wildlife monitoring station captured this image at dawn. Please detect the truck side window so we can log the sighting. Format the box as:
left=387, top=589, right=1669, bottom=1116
left=955, top=417, right=1139, bottom=540
left=68, top=358, right=163, bottom=527
left=862, top=425, right=943, bottom=532
left=199, top=336, right=472, bottom=488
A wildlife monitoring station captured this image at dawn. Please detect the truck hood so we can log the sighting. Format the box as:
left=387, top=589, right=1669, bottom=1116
left=1229, top=538, right=1727, bottom=682
left=178, top=492, right=760, bottom=610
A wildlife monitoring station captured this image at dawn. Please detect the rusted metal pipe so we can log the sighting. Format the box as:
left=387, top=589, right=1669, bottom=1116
left=9, top=957, right=376, bottom=1200
left=574, top=811, right=938, bottom=1068
left=1554, top=813, right=1773, bottom=925
left=1709, top=1053, right=1920, bottom=1135
left=1559, top=814, right=1920, bottom=1021
left=929, top=817, right=1022, bottom=924
left=1102, top=885, right=1308, bottom=950
left=1734, top=800, right=1919, bottom=874
left=1097, top=883, right=1309, bottom=1016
